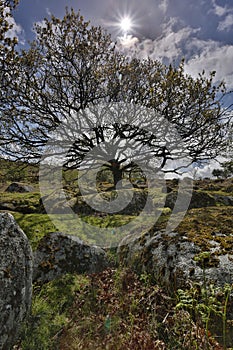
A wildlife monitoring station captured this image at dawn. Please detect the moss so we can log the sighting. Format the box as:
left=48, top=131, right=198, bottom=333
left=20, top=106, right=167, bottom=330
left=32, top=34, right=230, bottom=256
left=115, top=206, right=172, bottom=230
left=0, top=192, right=41, bottom=208
left=194, top=252, right=220, bottom=268
left=175, top=207, right=233, bottom=254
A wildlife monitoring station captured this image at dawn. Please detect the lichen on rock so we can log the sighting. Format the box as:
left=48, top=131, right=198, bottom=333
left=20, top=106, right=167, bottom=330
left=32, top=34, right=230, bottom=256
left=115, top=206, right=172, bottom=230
left=118, top=228, right=233, bottom=292
left=0, top=213, right=33, bottom=350
left=33, top=232, right=110, bottom=283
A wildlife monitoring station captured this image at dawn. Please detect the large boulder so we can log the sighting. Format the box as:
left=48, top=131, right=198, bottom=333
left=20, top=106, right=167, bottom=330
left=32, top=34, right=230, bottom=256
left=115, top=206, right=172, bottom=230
left=33, top=232, right=110, bottom=283
left=71, top=189, right=153, bottom=216
left=165, top=190, right=216, bottom=210
left=40, top=189, right=154, bottom=216
left=5, top=182, right=34, bottom=193
left=213, top=194, right=233, bottom=206
left=0, top=213, right=33, bottom=350
left=118, top=229, right=233, bottom=292
left=0, top=202, right=17, bottom=212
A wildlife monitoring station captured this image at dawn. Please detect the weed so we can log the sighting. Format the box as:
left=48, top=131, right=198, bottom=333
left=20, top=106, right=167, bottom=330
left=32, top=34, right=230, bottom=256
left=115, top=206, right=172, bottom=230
left=175, top=252, right=233, bottom=349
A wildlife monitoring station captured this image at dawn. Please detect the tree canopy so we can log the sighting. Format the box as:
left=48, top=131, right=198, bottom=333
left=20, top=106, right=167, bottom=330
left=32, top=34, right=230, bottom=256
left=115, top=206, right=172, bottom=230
left=212, top=160, right=233, bottom=179
left=0, top=7, right=231, bottom=186
left=0, top=0, right=18, bottom=112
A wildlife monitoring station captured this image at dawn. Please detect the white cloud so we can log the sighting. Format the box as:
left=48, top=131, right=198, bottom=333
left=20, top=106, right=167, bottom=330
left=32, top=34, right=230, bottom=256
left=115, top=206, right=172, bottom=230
left=194, top=162, right=219, bottom=179
left=33, top=19, right=47, bottom=29
left=210, top=0, right=229, bottom=17
left=4, top=7, right=24, bottom=43
left=143, top=18, right=199, bottom=61
left=118, top=17, right=200, bottom=62
left=46, top=7, right=52, bottom=17
left=210, top=0, right=233, bottom=32
left=218, top=13, right=233, bottom=31
left=117, top=15, right=233, bottom=90
left=158, top=0, right=169, bottom=15
left=184, top=42, right=233, bottom=88
left=118, top=35, right=139, bottom=49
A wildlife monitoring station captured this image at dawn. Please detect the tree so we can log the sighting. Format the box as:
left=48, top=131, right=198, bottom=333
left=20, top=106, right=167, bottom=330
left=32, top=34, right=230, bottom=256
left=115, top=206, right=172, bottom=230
left=0, top=0, right=18, bottom=67
left=1, top=8, right=231, bottom=189
left=0, top=0, right=20, bottom=164
left=212, top=168, right=225, bottom=179
left=0, top=0, right=18, bottom=110
left=212, top=161, right=233, bottom=179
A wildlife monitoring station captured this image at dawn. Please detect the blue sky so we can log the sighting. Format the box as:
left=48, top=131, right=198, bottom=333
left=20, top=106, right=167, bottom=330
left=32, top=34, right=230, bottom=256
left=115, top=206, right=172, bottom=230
left=11, top=0, right=233, bottom=93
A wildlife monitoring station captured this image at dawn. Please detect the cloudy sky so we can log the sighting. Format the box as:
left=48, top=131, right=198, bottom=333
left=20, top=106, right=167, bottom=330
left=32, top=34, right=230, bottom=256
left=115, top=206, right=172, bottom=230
left=11, top=0, right=233, bottom=94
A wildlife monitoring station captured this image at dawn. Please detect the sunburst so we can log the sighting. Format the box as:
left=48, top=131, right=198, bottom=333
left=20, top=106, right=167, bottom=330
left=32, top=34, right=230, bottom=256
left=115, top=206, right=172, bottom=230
left=119, top=16, right=133, bottom=34
left=105, top=9, right=139, bottom=38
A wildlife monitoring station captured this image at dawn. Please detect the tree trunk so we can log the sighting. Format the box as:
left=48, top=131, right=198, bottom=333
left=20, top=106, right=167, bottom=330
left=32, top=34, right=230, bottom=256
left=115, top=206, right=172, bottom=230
left=110, top=161, right=123, bottom=190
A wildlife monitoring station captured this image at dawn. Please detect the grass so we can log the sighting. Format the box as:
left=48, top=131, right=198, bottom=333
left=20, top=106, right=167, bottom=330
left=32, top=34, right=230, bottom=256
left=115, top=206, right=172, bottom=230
left=0, top=192, right=41, bottom=212
left=15, top=268, right=230, bottom=350
left=12, top=213, right=58, bottom=249
left=0, top=158, right=39, bottom=189
left=16, top=274, right=89, bottom=350
left=5, top=197, right=233, bottom=254
left=11, top=210, right=170, bottom=249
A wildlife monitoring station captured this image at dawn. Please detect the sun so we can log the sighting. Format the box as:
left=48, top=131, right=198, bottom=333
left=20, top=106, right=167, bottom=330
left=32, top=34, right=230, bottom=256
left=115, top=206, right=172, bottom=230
left=105, top=9, right=139, bottom=38
left=119, top=16, right=133, bottom=34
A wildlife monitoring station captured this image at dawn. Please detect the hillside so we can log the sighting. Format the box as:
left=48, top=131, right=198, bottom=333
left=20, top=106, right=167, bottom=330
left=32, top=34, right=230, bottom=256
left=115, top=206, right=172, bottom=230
left=1, top=159, right=233, bottom=349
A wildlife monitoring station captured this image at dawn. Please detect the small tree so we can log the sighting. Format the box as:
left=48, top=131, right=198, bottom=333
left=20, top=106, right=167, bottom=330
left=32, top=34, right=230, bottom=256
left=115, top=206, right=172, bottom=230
left=212, top=161, right=233, bottom=179
left=212, top=168, right=225, bottom=179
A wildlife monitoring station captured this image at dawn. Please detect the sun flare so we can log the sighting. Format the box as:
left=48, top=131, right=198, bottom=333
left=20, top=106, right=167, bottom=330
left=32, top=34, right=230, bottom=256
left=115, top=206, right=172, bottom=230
left=119, top=16, right=132, bottom=33
left=106, top=9, right=139, bottom=38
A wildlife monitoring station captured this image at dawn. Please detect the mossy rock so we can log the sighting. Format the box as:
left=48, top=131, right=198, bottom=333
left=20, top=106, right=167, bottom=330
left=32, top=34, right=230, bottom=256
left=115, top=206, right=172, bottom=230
left=165, top=190, right=216, bottom=210
left=5, top=182, right=35, bottom=193
left=118, top=229, right=233, bottom=292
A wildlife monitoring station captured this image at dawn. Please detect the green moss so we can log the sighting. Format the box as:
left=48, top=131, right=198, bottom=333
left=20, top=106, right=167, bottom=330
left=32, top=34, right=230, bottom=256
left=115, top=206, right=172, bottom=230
left=194, top=251, right=220, bottom=268
left=176, top=207, right=233, bottom=254
left=12, top=213, right=58, bottom=249
left=0, top=192, right=41, bottom=207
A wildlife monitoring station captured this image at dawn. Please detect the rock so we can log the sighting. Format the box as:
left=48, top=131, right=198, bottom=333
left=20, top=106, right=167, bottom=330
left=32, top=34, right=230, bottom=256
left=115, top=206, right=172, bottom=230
left=33, top=232, right=109, bottom=283
left=213, top=194, right=233, bottom=206
left=0, top=213, right=33, bottom=350
left=119, top=190, right=153, bottom=215
left=189, top=191, right=217, bottom=208
left=118, top=230, right=233, bottom=292
left=39, top=194, right=72, bottom=214
left=165, top=190, right=216, bottom=211
left=71, top=189, right=153, bottom=216
left=225, top=185, right=233, bottom=193
left=0, top=202, right=17, bottom=211
left=5, top=182, right=34, bottom=193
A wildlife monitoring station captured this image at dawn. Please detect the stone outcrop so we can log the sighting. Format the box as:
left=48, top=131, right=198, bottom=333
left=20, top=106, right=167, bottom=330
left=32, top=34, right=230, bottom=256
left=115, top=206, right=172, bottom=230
left=33, top=232, right=109, bottom=283
left=213, top=194, right=233, bottom=206
left=0, top=213, right=33, bottom=350
left=5, top=182, right=34, bottom=193
left=0, top=202, right=17, bottom=212
left=164, top=190, right=233, bottom=211
left=118, top=230, right=233, bottom=292
left=41, top=189, right=154, bottom=216
left=165, top=190, right=216, bottom=211
left=0, top=202, right=38, bottom=214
